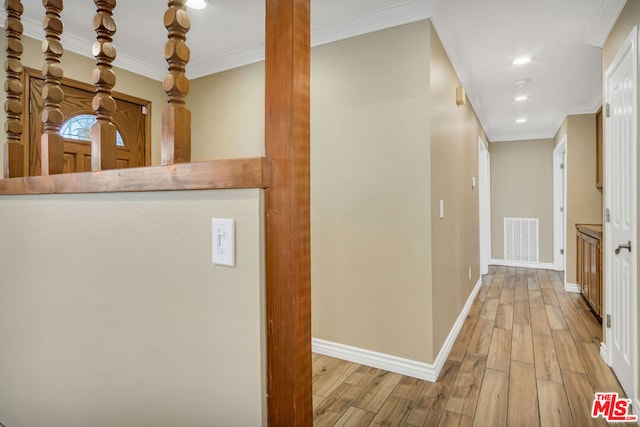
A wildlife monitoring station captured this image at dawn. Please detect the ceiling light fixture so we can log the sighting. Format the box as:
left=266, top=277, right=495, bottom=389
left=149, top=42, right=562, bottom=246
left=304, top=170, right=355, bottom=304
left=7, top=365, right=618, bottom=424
left=512, top=57, right=531, bottom=66
left=516, top=118, right=527, bottom=123
left=515, top=95, right=528, bottom=102
left=186, top=0, right=207, bottom=9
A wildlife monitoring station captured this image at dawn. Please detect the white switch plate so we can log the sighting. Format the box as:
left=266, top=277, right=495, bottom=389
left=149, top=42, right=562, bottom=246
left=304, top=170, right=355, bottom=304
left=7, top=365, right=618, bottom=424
left=440, top=200, right=444, bottom=219
left=472, top=177, right=476, bottom=188
left=213, top=218, right=235, bottom=267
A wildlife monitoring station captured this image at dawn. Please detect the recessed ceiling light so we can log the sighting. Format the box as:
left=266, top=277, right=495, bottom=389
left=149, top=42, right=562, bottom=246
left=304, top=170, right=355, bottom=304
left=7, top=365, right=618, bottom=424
left=515, top=95, right=528, bottom=102
left=516, top=118, right=527, bottom=123
left=512, top=57, right=532, bottom=66
left=186, top=0, right=207, bottom=9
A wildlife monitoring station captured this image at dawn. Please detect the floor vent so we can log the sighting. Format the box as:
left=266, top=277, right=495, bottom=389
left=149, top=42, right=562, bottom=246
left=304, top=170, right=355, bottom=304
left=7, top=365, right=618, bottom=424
left=504, top=217, right=539, bottom=263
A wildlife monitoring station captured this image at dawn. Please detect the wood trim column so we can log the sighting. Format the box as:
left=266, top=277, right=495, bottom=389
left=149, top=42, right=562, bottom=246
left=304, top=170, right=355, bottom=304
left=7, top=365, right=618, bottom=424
left=264, top=0, right=311, bottom=425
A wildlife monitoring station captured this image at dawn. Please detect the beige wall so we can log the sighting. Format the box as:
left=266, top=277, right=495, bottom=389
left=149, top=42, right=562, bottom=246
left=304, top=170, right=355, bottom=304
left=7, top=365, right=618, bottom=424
left=0, top=190, right=266, bottom=426
left=0, top=35, right=166, bottom=169
left=554, top=114, right=602, bottom=285
left=603, top=0, right=640, bottom=403
left=311, top=21, right=434, bottom=362
left=429, top=24, right=485, bottom=352
left=490, top=139, right=554, bottom=263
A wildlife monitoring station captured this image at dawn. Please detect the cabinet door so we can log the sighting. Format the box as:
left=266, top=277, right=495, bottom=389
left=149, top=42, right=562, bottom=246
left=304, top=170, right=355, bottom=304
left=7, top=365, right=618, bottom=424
left=588, top=238, right=598, bottom=312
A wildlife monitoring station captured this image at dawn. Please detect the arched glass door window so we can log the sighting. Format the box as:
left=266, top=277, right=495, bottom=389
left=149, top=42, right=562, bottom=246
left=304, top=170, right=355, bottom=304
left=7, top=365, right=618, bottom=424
left=59, top=114, right=125, bottom=147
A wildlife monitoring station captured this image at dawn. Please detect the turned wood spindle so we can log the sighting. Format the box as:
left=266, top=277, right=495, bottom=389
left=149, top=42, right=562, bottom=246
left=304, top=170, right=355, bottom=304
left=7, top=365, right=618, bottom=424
left=40, top=0, right=65, bottom=175
left=91, top=0, right=117, bottom=171
left=3, top=0, right=25, bottom=178
left=161, top=0, right=191, bottom=165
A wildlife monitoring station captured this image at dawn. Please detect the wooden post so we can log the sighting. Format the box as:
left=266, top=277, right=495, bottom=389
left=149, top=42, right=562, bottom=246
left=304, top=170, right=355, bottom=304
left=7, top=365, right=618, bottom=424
left=91, top=0, right=117, bottom=171
left=264, top=0, right=311, bottom=425
left=161, top=0, right=191, bottom=165
left=3, top=0, right=24, bottom=178
left=40, top=0, right=64, bottom=176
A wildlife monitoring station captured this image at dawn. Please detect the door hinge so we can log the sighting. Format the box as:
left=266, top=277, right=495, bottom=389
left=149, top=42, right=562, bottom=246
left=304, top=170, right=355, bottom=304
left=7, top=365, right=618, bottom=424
left=606, top=103, right=611, bottom=118
left=606, top=208, right=611, bottom=223
left=560, top=206, right=564, bottom=212
left=560, top=163, right=564, bottom=170
left=560, top=249, right=564, bottom=255
left=607, top=314, right=611, bottom=328
left=142, top=106, right=148, bottom=115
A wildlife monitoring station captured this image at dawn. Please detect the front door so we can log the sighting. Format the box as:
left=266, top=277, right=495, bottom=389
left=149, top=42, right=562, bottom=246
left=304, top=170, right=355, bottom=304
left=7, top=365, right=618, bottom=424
left=604, top=26, right=638, bottom=400
left=25, top=68, right=150, bottom=175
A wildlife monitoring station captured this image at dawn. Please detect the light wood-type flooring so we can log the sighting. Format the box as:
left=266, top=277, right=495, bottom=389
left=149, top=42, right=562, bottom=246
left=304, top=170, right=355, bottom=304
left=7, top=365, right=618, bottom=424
left=312, top=266, right=627, bottom=426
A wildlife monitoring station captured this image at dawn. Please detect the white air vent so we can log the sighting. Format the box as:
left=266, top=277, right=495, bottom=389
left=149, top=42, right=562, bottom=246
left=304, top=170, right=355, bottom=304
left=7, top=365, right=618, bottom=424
left=504, top=218, right=539, bottom=263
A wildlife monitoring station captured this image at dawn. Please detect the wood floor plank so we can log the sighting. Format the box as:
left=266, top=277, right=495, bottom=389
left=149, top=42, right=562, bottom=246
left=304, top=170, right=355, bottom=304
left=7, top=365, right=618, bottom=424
left=499, top=287, right=515, bottom=305
left=545, top=304, right=568, bottom=330
left=445, top=353, right=487, bottom=417
left=345, top=365, right=384, bottom=387
left=314, top=382, right=366, bottom=427
left=353, top=370, right=403, bottom=412
left=449, top=321, right=475, bottom=363
left=467, top=299, right=483, bottom=320
left=508, top=361, right=540, bottom=427
left=576, top=308, right=603, bottom=342
left=393, top=376, right=427, bottom=402
left=577, top=341, right=626, bottom=396
left=564, top=308, right=596, bottom=344
left=515, top=268, right=528, bottom=288
left=313, top=394, right=326, bottom=410
left=438, top=411, right=473, bottom=427
left=511, top=323, right=534, bottom=364
left=487, top=283, right=503, bottom=299
left=541, top=288, right=559, bottom=306
left=552, top=329, right=586, bottom=373
left=473, top=369, right=508, bottom=427
left=563, top=370, right=607, bottom=427
left=528, top=290, right=544, bottom=309
left=487, top=327, right=511, bottom=372
left=333, top=406, right=376, bottom=427
left=527, top=268, right=540, bottom=290
left=495, top=304, right=513, bottom=330
left=466, top=319, right=494, bottom=356
left=557, top=292, right=577, bottom=314
left=480, top=298, right=499, bottom=320
left=537, top=379, right=574, bottom=427
left=537, top=270, right=552, bottom=289
left=515, top=287, right=529, bottom=302
left=532, top=333, right=562, bottom=383
left=530, top=308, right=552, bottom=336
left=368, top=395, right=413, bottom=426
left=570, top=293, right=590, bottom=311
left=407, top=361, right=459, bottom=426
left=504, top=267, right=516, bottom=289
left=513, top=301, right=531, bottom=325
left=313, top=357, right=360, bottom=397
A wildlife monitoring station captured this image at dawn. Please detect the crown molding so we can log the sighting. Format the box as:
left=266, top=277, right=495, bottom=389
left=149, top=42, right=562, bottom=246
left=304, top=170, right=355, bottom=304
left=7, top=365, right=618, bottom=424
left=566, top=87, right=603, bottom=115
left=431, top=0, right=493, bottom=140
left=311, top=0, right=434, bottom=47
left=188, top=45, right=265, bottom=80
left=587, top=0, right=627, bottom=48
left=490, top=130, right=557, bottom=143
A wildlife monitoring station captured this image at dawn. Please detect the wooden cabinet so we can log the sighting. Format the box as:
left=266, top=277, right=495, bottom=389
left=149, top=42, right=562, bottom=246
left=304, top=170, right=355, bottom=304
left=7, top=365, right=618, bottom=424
left=576, top=224, right=602, bottom=318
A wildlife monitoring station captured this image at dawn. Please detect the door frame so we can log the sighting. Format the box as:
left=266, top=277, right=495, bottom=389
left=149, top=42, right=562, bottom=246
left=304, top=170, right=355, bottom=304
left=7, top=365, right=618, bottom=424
left=23, top=67, right=152, bottom=175
left=553, top=136, right=567, bottom=272
left=603, top=25, right=638, bottom=408
left=478, top=137, right=491, bottom=275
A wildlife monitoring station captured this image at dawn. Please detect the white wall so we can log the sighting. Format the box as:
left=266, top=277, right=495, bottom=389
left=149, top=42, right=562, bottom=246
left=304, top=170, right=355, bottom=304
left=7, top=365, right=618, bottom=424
left=0, top=189, right=266, bottom=427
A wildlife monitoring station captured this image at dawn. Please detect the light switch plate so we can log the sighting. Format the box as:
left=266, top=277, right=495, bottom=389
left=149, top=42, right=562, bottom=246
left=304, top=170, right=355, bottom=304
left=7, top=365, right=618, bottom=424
left=213, top=218, right=235, bottom=267
left=440, top=200, right=444, bottom=219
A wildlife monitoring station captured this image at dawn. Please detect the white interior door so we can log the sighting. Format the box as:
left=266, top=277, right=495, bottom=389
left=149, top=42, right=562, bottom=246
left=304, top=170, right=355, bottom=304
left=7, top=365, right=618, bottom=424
left=553, top=139, right=566, bottom=272
left=605, top=26, right=638, bottom=401
left=478, top=138, right=491, bottom=275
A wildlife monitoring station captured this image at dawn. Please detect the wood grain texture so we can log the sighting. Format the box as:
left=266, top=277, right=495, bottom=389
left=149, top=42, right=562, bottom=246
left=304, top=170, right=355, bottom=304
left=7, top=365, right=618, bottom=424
left=562, top=370, right=606, bottom=426
left=511, top=324, right=534, bottom=363
left=445, top=353, right=486, bottom=417
left=552, top=330, right=586, bottom=373
left=487, top=327, right=511, bottom=372
left=473, top=369, right=508, bottom=427
left=537, top=379, right=574, bottom=427
left=4, top=0, right=25, bottom=178
left=532, top=333, right=562, bottom=383
left=264, top=0, right=311, bottom=424
left=508, top=361, right=540, bottom=427
left=0, top=157, right=270, bottom=194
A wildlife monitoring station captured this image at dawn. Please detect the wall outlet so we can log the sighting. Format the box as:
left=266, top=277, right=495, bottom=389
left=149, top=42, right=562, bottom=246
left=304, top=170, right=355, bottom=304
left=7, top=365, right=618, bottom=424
left=468, top=267, right=472, bottom=280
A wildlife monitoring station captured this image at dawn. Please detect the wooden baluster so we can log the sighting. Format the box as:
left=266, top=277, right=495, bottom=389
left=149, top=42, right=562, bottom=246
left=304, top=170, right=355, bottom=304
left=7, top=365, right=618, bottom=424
left=91, top=0, right=117, bottom=171
left=40, top=0, right=64, bottom=175
left=3, top=0, right=25, bottom=178
left=161, top=0, right=191, bottom=165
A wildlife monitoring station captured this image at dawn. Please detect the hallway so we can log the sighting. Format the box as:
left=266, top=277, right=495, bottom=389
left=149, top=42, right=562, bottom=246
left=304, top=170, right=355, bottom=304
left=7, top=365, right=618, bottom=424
left=312, top=266, right=625, bottom=426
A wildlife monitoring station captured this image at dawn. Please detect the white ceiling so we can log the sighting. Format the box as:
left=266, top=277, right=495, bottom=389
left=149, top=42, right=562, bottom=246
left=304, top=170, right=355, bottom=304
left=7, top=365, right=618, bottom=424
left=5, top=0, right=627, bottom=142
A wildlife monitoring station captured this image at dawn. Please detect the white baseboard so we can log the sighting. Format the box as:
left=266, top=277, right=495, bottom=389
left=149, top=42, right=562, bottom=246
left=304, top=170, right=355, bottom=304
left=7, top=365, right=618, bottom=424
left=490, top=259, right=558, bottom=270
left=600, top=342, right=610, bottom=366
left=312, top=277, right=484, bottom=382
left=564, top=282, right=582, bottom=293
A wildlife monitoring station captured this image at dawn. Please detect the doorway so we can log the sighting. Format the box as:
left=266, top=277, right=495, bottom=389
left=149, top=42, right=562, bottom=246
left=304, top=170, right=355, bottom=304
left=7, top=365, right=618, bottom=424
left=24, top=68, right=151, bottom=175
left=603, top=26, right=638, bottom=403
left=478, top=138, right=491, bottom=275
left=553, top=137, right=567, bottom=273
